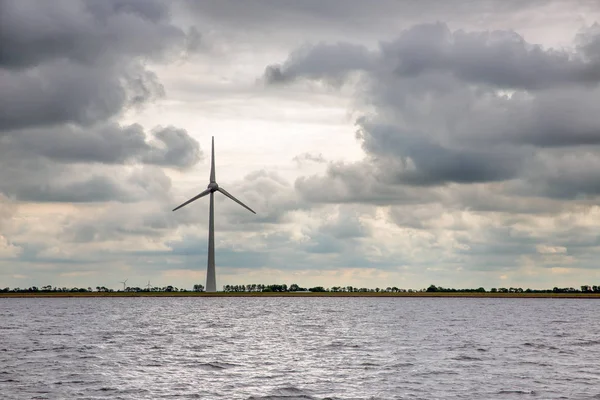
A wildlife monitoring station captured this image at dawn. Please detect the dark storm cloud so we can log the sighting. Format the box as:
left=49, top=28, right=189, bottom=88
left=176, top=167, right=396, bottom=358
left=183, top=1, right=578, bottom=43
left=380, top=23, right=600, bottom=90
left=2, top=123, right=200, bottom=168
left=516, top=151, right=600, bottom=200
left=265, top=21, right=600, bottom=205
left=264, top=42, right=374, bottom=84
left=497, top=90, right=600, bottom=148
left=0, top=0, right=195, bottom=132
left=0, top=0, right=185, bottom=69
left=0, top=61, right=128, bottom=131
left=263, top=22, right=600, bottom=89
left=0, top=0, right=203, bottom=208
left=357, top=119, right=524, bottom=186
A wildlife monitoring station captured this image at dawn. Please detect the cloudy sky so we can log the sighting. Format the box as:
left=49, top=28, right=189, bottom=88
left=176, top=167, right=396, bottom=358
left=2, top=0, right=600, bottom=291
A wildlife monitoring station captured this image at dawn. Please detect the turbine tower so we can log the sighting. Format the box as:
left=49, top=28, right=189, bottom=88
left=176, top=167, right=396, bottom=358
left=172, top=136, right=255, bottom=292
left=120, top=279, right=128, bottom=292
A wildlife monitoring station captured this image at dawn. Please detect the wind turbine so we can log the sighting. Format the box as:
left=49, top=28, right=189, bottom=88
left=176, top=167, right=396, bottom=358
left=146, top=281, right=152, bottom=291
left=172, top=136, right=255, bottom=292
left=120, top=279, right=128, bottom=292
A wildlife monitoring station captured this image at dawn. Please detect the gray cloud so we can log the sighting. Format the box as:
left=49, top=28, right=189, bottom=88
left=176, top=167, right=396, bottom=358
left=517, top=151, right=600, bottom=200
left=183, top=1, right=590, bottom=47
left=142, top=126, right=202, bottom=168
left=380, top=22, right=600, bottom=90
left=318, top=207, right=369, bottom=239
left=292, top=152, right=326, bottom=165
left=16, top=176, right=133, bottom=204
left=258, top=17, right=600, bottom=281
left=266, top=22, right=600, bottom=205
left=264, top=42, right=374, bottom=85
left=0, top=0, right=197, bottom=132
left=161, top=206, right=377, bottom=271
left=214, top=170, right=305, bottom=227
left=0, top=61, right=127, bottom=131
left=0, top=159, right=175, bottom=204
left=263, top=22, right=600, bottom=89
left=0, top=194, right=16, bottom=229
left=61, top=201, right=185, bottom=244
left=0, top=0, right=203, bottom=209
left=2, top=123, right=200, bottom=168
left=357, top=119, right=525, bottom=186
left=295, top=161, right=440, bottom=205
left=0, top=0, right=186, bottom=69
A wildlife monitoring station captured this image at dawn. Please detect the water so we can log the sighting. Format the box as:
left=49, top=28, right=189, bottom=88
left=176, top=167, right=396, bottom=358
left=1, top=297, right=599, bottom=399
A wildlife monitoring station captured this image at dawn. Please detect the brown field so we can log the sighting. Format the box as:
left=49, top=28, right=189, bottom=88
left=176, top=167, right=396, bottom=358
left=1, top=292, right=600, bottom=299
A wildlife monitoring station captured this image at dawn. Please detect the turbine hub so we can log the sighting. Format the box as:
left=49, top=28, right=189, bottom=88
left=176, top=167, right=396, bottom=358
left=207, top=182, right=219, bottom=191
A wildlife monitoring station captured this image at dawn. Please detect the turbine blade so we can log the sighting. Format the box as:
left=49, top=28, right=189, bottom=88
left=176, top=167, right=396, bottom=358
left=210, top=136, right=215, bottom=183
left=172, top=188, right=211, bottom=211
left=217, top=187, right=256, bottom=214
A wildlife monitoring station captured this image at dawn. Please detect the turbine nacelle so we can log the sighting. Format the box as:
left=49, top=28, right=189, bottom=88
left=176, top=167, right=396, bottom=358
left=172, top=136, right=255, bottom=214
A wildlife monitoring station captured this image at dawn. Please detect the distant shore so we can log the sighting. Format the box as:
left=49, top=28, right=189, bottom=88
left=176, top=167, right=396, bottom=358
left=2, top=292, right=600, bottom=299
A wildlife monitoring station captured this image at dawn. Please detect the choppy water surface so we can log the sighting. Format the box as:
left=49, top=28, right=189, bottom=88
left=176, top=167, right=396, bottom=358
left=1, top=297, right=599, bottom=399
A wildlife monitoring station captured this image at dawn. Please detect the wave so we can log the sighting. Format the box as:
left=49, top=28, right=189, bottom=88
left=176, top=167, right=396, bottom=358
left=497, top=390, right=537, bottom=395
left=452, top=355, right=483, bottom=361
left=522, top=342, right=559, bottom=350
left=571, top=339, right=600, bottom=347
left=247, top=386, right=316, bottom=400
left=195, top=361, right=239, bottom=370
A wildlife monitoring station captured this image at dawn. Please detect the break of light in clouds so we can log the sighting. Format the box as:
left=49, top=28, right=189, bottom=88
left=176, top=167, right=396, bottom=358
left=2, top=0, right=600, bottom=290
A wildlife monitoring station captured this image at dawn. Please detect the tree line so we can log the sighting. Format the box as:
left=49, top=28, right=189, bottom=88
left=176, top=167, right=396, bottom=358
left=2, top=284, right=600, bottom=294
left=427, top=285, right=600, bottom=293
left=0, top=284, right=205, bottom=293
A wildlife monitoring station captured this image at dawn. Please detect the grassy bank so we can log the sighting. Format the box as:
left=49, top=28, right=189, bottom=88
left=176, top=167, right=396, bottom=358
left=2, top=292, right=600, bottom=298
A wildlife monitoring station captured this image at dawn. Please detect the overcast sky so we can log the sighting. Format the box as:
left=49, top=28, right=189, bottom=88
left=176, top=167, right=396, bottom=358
left=2, top=0, right=600, bottom=291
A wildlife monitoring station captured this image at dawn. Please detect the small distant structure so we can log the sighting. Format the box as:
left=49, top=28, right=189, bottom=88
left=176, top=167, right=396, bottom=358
left=120, top=279, right=128, bottom=292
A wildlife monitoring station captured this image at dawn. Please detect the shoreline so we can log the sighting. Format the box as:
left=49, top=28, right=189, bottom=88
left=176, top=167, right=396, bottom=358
left=1, top=292, right=600, bottom=299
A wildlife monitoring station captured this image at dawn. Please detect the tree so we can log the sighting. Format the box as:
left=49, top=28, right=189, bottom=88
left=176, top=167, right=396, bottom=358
left=426, top=285, right=438, bottom=292
left=193, top=284, right=204, bottom=292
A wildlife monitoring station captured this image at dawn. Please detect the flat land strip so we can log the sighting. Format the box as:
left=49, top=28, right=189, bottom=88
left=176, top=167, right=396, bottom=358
left=2, top=292, right=600, bottom=298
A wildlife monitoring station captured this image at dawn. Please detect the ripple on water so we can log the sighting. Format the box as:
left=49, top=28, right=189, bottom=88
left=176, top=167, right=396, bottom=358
left=0, top=297, right=598, bottom=399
